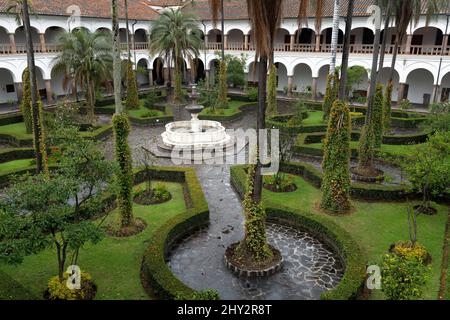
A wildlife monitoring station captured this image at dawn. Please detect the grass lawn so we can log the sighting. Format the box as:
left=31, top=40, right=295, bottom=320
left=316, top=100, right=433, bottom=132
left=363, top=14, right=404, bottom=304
left=200, top=100, right=250, bottom=116
left=262, top=174, right=448, bottom=300
left=0, top=122, right=31, bottom=139
left=0, top=181, right=186, bottom=300
left=0, top=159, right=34, bottom=175
left=303, top=111, right=325, bottom=126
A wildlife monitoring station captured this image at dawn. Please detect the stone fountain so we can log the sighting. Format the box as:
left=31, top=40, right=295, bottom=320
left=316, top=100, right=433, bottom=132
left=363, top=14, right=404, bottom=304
left=161, top=84, right=232, bottom=151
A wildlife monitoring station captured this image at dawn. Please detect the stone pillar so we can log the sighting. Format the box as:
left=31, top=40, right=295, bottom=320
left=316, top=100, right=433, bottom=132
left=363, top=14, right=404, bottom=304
left=312, top=77, right=318, bottom=100
left=290, top=34, right=295, bottom=51
left=204, top=35, right=208, bottom=50
left=244, top=34, right=249, bottom=50
left=443, top=34, right=449, bottom=50
left=148, top=69, right=153, bottom=86
left=405, top=34, right=413, bottom=54
left=14, top=82, right=23, bottom=101
left=287, top=75, right=294, bottom=97
left=45, top=79, right=53, bottom=104
left=39, top=33, right=46, bottom=53
left=8, top=34, right=16, bottom=54
left=315, top=34, right=321, bottom=52
left=205, top=70, right=210, bottom=88
left=397, top=83, right=406, bottom=102
left=223, top=35, right=228, bottom=50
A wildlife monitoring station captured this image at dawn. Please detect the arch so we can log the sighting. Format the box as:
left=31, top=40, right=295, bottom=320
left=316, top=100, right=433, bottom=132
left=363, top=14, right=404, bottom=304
left=412, top=26, right=444, bottom=46
left=71, top=26, right=90, bottom=34
left=347, top=65, right=369, bottom=97
left=207, top=29, right=222, bottom=43
left=134, top=29, right=147, bottom=43
left=50, top=65, right=70, bottom=98
left=0, top=68, right=18, bottom=104
left=439, top=72, right=450, bottom=102
left=274, top=28, right=290, bottom=50
left=350, top=27, right=374, bottom=45
left=293, top=63, right=313, bottom=93
left=378, top=67, right=400, bottom=102
left=192, top=58, right=205, bottom=83
left=405, top=68, right=434, bottom=105
left=247, top=61, right=260, bottom=84
left=119, top=28, right=129, bottom=43
left=136, top=58, right=149, bottom=88
left=14, top=26, right=39, bottom=49
left=227, top=29, right=244, bottom=45
left=152, top=57, right=165, bottom=85
left=320, top=27, right=344, bottom=45
left=0, top=26, right=10, bottom=48
left=317, top=64, right=330, bottom=96
left=275, top=62, right=288, bottom=91
left=294, top=28, right=315, bottom=44
left=96, top=27, right=112, bottom=35
left=44, top=26, right=66, bottom=44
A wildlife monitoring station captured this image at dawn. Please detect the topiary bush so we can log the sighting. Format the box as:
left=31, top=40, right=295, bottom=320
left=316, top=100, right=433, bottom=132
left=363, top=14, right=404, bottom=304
left=245, top=86, right=258, bottom=102
left=266, top=64, right=277, bottom=115
left=320, top=100, right=352, bottom=213
left=322, top=74, right=336, bottom=121
left=47, top=272, right=96, bottom=300
left=112, top=113, right=134, bottom=228
left=383, top=81, right=393, bottom=133
left=125, top=60, right=140, bottom=110
left=20, top=68, right=33, bottom=134
left=372, top=83, right=384, bottom=148
left=217, top=60, right=228, bottom=109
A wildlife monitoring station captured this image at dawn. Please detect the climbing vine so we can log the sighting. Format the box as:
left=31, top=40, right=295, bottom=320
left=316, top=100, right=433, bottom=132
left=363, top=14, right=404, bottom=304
left=266, top=63, right=277, bottom=115
left=372, top=83, right=384, bottom=148
left=322, top=74, right=336, bottom=121
left=21, top=68, right=33, bottom=134
left=34, top=100, right=49, bottom=175
left=112, top=113, right=134, bottom=228
left=125, top=60, right=140, bottom=110
left=217, top=60, right=228, bottom=109
left=320, top=100, right=352, bottom=213
left=383, top=81, right=393, bottom=133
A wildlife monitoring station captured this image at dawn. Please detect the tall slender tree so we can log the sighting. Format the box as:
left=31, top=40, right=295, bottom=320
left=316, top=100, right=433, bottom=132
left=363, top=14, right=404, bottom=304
left=338, top=0, right=355, bottom=100
left=22, top=0, right=47, bottom=174
left=329, top=0, right=340, bottom=76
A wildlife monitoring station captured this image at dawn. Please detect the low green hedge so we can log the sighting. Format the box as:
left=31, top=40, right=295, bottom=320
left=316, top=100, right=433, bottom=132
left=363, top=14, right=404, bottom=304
left=140, top=166, right=210, bottom=300
left=0, top=148, right=34, bottom=163
left=0, top=113, right=23, bottom=126
left=0, top=164, right=59, bottom=188
left=230, top=165, right=366, bottom=300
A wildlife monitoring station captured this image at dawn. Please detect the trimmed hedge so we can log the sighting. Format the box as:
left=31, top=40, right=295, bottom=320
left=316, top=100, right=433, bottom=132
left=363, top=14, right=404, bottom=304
left=140, top=166, right=210, bottom=299
left=0, top=164, right=59, bottom=188
left=0, top=148, right=34, bottom=163
left=0, top=113, right=23, bottom=126
left=229, top=165, right=366, bottom=300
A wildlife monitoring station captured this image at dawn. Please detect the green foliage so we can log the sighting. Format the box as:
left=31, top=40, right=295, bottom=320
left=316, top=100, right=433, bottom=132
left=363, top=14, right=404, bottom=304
left=320, top=100, right=352, bottom=213
left=403, top=132, right=450, bottom=210
left=173, top=68, right=184, bottom=104
left=112, top=114, right=134, bottom=228
left=346, top=66, right=367, bottom=97
left=143, top=90, right=160, bottom=109
left=197, top=79, right=218, bottom=110
left=34, top=100, right=49, bottom=175
left=372, top=84, right=384, bottom=148
left=266, top=64, right=277, bottom=115
left=287, top=102, right=306, bottom=127
left=357, top=123, right=375, bottom=171
left=47, top=272, right=94, bottom=300
left=141, top=110, right=160, bottom=118
left=322, top=74, right=336, bottom=120
left=383, top=81, right=393, bottom=133
left=125, top=60, right=140, bottom=110
left=20, top=68, right=32, bottom=134
left=217, top=60, right=228, bottom=109
left=226, top=54, right=246, bottom=87
left=400, top=99, right=411, bottom=110
left=424, top=101, right=450, bottom=132
left=245, top=86, right=258, bottom=102
left=381, top=253, right=430, bottom=300
left=153, top=183, right=171, bottom=202
left=175, top=289, right=220, bottom=300
left=236, top=163, right=272, bottom=262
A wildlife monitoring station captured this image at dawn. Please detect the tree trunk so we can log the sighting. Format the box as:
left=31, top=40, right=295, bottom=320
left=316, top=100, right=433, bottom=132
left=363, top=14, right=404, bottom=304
left=125, top=0, right=131, bottom=60
left=388, top=34, right=400, bottom=83
left=111, top=0, right=123, bottom=114
left=338, top=0, right=354, bottom=100
left=22, top=0, right=44, bottom=174
left=329, top=0, right=340, bottom=75
left=377, top=1, right=392, bottom=79
left=252, top=56, right=268, bottom=203
left=366, top=27, right=381, bottom=123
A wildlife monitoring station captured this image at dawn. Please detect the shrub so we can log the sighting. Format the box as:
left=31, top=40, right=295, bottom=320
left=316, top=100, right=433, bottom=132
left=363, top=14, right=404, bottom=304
left=153, top=183, right=171, bottom=202
left=372, top=83, right=384, bottom=148
left=176, top=289, right=220, bottom=300
left=381, top=253, right=430, bottom=300
left=266, top=64, right=277, bottom=115
left=383, top=81, right=393, bottom=132
left=125, top=60, right=140, bottom=110
left=20, top=68, right=33, bottom=134
left=245, top=87, right=258, bottom=102
left=217, top=60, right=228, bottom=109
left=144, top=90, right=160, bottom=109
left=47, top=272, right=95, bottom=300
left=322, top=74, right=335, bottom=121
left=141, top=110, right=160, bottom=118
left=320, top=100, right=351, bottom=213
left=112, top=114, right=134, bottom=228
left=226, top=54, right=245, bottom=87
left=264, top=173, right=294, bottom=191
left=400, top=99, right=411, bottom=110
left=424, top=101, right=450, bottom=132
left=392, top=241, right=429, bottom=264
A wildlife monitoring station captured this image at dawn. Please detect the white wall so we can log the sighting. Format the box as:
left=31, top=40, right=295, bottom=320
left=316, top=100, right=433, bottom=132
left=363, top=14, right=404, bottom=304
left=293, top=64, right=312, bottom=93
left=406, top=69, right=434, bottom=104
left=0, top=69, right=17, bottom=103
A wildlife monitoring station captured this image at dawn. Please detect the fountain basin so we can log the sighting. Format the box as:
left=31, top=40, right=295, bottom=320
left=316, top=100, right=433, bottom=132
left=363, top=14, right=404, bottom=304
left=161, top=120, right=231, bottom=149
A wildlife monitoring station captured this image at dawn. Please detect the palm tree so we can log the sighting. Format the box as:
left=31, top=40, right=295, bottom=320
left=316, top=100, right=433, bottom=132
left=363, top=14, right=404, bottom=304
left=5, top=0, right=35, bottom=25
left=52, top=30, right=112, bottom=123
left=149, top=8, right=203, bottom=104
left=338, top=0, right=355, bottom=100
left=329, top=0, right=340, bottom=75
left=21, top=0, right=46, bottom=174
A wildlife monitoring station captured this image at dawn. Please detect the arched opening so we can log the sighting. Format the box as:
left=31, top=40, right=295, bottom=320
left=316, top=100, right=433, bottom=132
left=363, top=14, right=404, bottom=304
left=294, top=28, right=315, bottom=44
left=207, top=29, right=222, bottom=50
left=137, top=59, right=149, bottom=88
left=0, top=27, right=11, bottom=54
left=50, top=66, right=70, bottom=99
left=0, top=68, right=17, bottom=105
left=119, top=28, right=129, bottom=43
left=26, top=67, right=47, bottom=102
left=274, top=28, right=290, bottom=51
left=152, top=58, right=165, bottom=85
left=320, top=28, right=344, bottom=45
left=45, top=27, right=65, bottom=44
left=293, top=63, right=313, bottom=94
left=378, top=68, right=400, bottom=102
left=411, top=27, right=444, bottom=54
left=347, top=65, right=369, bottom=99
left=96, top=27, right=111, bottom=35
left=192, top=58, right=205, bottom=83
left=209, top=59, right=220, bottom=84
left=15, top=26, right=39, bottom=53
left=405, top=68, right=434, bottom=105
left=440, top=72, right=450, bottom=102
left=350, top=28, right=374, bottom=45
left=247, top=61, right=260, bottom=85
left=317, top=64, right=330, bottom=97
left=227, top=29, right=244, bottom=50
left=71, top=26, right=90, bottom=34
left=134, top=29, right=147, bottom=42
left=275, top=62, right=288, bottom=91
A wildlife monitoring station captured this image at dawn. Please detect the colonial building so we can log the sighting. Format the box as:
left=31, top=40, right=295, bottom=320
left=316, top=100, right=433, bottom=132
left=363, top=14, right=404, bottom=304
left=0, top=0, right=449, bottom=108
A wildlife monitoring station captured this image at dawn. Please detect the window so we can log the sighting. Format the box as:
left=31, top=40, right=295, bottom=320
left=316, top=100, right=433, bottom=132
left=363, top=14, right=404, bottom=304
left=6, top=84, right=15, bottom=93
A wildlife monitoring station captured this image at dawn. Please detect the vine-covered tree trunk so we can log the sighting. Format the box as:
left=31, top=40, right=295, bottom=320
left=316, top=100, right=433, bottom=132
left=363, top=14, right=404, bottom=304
left=266, top=63, right=277, bottom=115
left=321, top=100, right=351, bottom=213
left=372, top=83, right=384, bottom=148
left=20, top=68, right=33, bottom=133
left=217, top=60, right=228, bottom=109
left=22, top=0, right=46, bottom=174
left=126, top=60, right=140, bottom=110
left=383, top=80, right=393, bottom=133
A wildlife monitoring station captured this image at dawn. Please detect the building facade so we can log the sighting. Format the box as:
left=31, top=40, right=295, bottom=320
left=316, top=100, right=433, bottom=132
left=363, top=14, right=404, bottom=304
left=0, top=0, right=449, bottom=108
